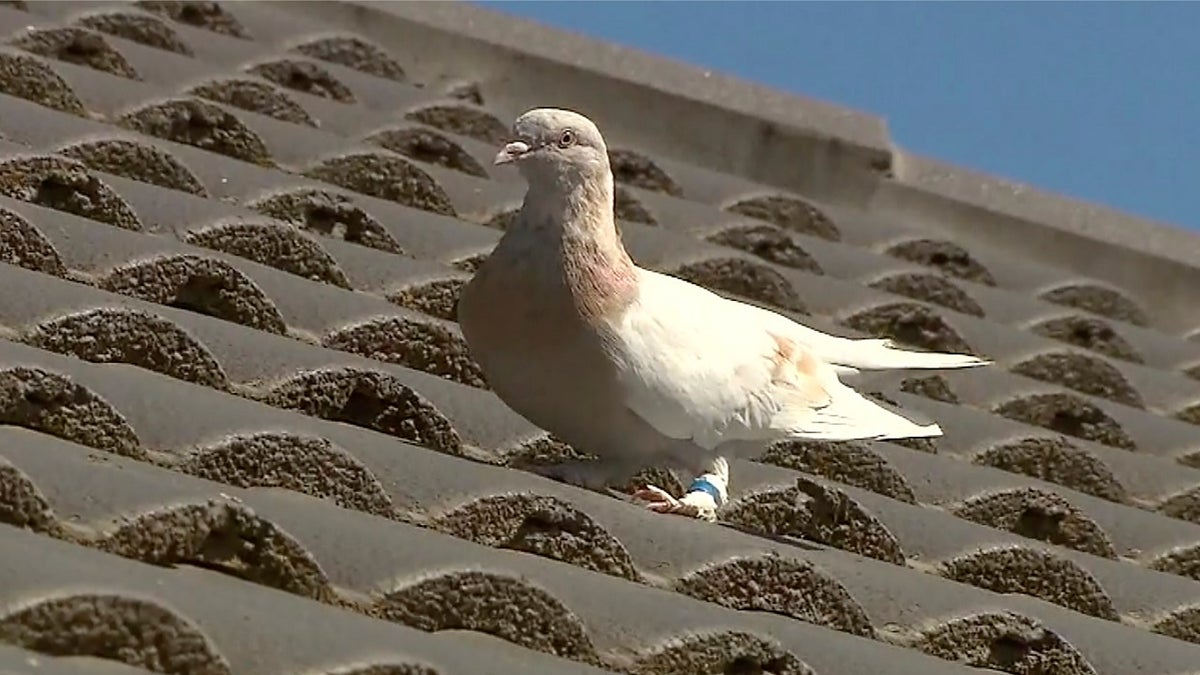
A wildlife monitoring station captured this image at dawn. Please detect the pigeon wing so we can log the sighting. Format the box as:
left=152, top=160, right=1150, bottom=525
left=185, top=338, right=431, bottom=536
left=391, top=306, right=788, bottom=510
left=607, top=269, right=944, bottom=450
left=606, top=269, right=839, bottom=449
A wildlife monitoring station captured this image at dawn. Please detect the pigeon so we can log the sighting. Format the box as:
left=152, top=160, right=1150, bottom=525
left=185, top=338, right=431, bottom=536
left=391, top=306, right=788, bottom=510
left=458, top=107, right=990, bottom=521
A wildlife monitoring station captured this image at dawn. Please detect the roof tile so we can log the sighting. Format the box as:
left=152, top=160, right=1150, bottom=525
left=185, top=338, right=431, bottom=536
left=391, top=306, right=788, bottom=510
left=0, top=2, right=1198, bottom=674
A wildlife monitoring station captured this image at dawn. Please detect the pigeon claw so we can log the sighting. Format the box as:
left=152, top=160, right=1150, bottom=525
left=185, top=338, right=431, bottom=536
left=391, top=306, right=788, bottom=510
left=633, top=483, right=718, bottom=522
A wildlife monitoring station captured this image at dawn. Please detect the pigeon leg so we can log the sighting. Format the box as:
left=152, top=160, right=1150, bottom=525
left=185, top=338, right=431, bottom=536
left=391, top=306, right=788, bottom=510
left=633, top=456, right=728, bottom=522
left=633, top=484, right=719, bottom=521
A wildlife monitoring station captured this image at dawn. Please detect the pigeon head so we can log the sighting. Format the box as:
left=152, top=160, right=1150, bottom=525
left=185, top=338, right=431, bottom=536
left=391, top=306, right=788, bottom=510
left=494, top=108, right=610, bottom=183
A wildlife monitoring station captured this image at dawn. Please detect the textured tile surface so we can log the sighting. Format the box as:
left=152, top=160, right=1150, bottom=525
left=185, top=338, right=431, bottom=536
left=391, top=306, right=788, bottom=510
left=0, top=2, right=1199, bottom=674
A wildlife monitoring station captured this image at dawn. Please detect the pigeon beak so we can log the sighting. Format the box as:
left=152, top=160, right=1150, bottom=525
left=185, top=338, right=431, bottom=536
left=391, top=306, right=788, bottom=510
left=494, top=140, right=530, bottom=166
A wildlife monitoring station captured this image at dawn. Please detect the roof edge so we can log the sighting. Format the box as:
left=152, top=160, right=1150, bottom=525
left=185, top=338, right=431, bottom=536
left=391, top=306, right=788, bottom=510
left=286, top=0, right=896, bottom=203
left=289, top=1, right=1199, bottom=272
left=364, top=0, right=890, bottom=141
left=893, top=150, right=1200, bottom=271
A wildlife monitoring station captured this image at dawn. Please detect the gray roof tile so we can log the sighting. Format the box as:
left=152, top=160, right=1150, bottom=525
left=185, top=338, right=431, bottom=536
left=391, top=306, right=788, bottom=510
left=0, top=2, right=1197, bottom=674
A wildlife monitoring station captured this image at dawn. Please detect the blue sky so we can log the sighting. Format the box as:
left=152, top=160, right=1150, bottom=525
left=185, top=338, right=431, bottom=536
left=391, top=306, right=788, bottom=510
left=478, top=2, right=1199, bottom=232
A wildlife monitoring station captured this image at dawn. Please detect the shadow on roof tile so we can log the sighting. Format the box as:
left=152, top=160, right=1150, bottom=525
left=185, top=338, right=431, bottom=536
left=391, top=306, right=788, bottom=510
left=723, top=478, right=906, bottom=565
left=321, top=316, right=485, bottom=388
left=0, top=154, right=143, bottom=230
left=1039, top=282, right=1149, bottom=327
left=1182, top=362, right=1200, bottom=384
left=760, top=439, right=918, bottom=504
left=188, top=76, right=317, bottom=128
left=614, top=186, right=656, bottom=225
left=991, top=393, right=1137, bottom=451
left=972, top=436, right=1129, bottom=503
left=948, top=488, right=1118, bottom=559
left=21, top=307, right=230, bottom=390
left=404, top=103, right=508, bottom=146
left=8, top=26, right=140, bottom=80
left=938, top=546, right=1118, bottom=620
left=137, top=0, right=249, bottom=40
left=883, top=237, right=997, bottom=286
left=500, top=434, right=594, bottom=472
left=428, top=493, right=640, bottom=581
left=671, top=257, right=807, bottom=315
left=327, top=665, right=439, bottom=675
left=0, top=592, right=235, bottom=674
left=793, top=477, right=908, bottom=563
left=706, top=223, right=824, bottom=274
left=608, top=148, right=683, bottom=197
left=1173, top=403, right=1200, bottom=432
left=867, top=272, right=984, bottom=317
left=0, top=49, right=85, bottom=115
left=182, top=218, right=352, bottom=289
left=98, top=499, right=335, bottom=602
left=1010, top=351, right=1145, bottom=409
left=900, top=611, right=1097, bottom=675
left=451, top=251, right=490, bottom=274
left=117, top=97, right=275, bottom=167
left=1155, top=483, right=1200, bottom=526
left=1030, top=314, right=1144, bottom=364
left=291, top=34, right=407, bottom=83
left=379, top=570, right=601, bottom=665
left=631, top=631, right=814, bottom=675
left=899, top=374, right=961, bottom=404
left=76, top=9, right=194, bottom=56
left=0, top=206, right=68, bottom=277
left=386, top=277, right=466, bottom=324
left=180, top=431, right=395, bottom=517
left=246, top=187, right=405, bottom=255
left=252, top=367, right=464, bottom=455
left=841, top=302, right=978, bottom=356
left=0, top=365, right=144, bottom=459
left=247, top=56, right=356, bottom=103
left=1148, top=544, right=1200, bottom=582
left=675, top=555, right=876, bottom=638
left=444, top=79, right=485, bottom=106
left=56, top=136, right=209, bottom=196
left=1152, top=607, right=1200, bottom=646
left=301, top=150, right=455, bottom=216
left=725, top=194, right=841, bottom=241
left=366, top=126, right=487, bottom=178
left=97, top=253, right=288, bottom=334
left=0, top=459, right=58, bottom=534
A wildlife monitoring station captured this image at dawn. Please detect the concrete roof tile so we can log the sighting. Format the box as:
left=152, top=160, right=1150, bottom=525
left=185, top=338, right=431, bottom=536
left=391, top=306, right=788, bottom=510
left=1, top=2, right=1199, bottom=674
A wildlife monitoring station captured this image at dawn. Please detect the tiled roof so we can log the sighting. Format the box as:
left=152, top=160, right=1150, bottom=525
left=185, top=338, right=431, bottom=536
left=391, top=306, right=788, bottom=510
left=0, top=1, right=1198, bottom=674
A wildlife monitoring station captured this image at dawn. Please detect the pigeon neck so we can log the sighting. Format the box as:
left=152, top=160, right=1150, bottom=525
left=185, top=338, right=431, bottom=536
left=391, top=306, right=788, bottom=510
left=522, top=169, right=627, bottom=256
left=517, top=169, right=637, bottom=319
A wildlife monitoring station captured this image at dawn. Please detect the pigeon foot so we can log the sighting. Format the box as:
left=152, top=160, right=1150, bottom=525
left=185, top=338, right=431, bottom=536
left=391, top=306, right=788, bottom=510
left=633, top=483, right=718, bottom=522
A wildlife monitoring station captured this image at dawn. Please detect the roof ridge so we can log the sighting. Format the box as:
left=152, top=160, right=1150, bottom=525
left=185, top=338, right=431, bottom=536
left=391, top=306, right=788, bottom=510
left=315, top=1, right=1200, bottom=262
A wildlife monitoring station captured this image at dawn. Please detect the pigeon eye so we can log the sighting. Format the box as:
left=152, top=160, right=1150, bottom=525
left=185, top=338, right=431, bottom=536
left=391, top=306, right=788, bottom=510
left=557, top=129, right=576, bottom=148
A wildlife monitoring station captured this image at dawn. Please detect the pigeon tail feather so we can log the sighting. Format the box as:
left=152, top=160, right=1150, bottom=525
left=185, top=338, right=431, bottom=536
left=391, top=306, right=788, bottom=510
left=773, top=385, right=944, bottom=441
left=820, top=338, right=991, bottom=372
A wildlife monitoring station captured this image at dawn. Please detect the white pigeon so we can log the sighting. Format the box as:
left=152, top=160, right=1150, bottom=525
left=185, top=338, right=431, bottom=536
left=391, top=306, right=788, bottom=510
left=458, top=108, right=990, bottom=521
